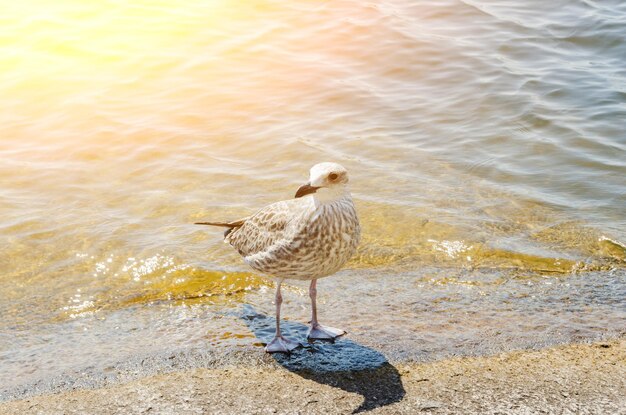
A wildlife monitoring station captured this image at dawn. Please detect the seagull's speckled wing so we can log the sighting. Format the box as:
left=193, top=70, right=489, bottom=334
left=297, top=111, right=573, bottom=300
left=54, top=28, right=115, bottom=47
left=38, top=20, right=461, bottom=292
left=224, top=199, right=304, bottom=259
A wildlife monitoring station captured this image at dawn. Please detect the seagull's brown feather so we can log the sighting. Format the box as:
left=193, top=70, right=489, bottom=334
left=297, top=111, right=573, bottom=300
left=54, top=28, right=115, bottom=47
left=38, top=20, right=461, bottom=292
left=225, top=200, right=297, bottom=258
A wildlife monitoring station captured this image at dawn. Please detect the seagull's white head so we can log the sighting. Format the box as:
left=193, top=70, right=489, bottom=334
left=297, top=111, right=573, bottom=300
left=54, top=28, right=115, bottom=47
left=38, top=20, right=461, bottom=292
left=295, top=162, right=350, bottom=201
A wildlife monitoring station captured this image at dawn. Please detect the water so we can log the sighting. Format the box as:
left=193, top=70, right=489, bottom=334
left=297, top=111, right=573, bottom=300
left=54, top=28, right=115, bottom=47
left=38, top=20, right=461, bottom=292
left=1, top=0, right=625, bottom=398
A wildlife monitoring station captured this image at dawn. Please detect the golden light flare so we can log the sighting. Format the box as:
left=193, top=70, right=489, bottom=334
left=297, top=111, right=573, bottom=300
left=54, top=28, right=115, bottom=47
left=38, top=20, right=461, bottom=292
left=0, top=0, right=256, bottom=71
left=0, top=1, right=259, bottom=112
left=0, top=0, right=329, bottom=148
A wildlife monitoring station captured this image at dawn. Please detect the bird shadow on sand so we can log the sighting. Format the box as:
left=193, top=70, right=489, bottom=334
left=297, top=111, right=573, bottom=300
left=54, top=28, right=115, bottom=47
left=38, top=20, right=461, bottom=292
left=240, top=304, right=406, bottom=413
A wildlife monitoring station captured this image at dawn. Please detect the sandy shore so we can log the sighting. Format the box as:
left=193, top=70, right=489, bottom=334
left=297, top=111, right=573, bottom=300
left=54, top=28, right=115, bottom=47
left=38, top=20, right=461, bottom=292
left=2, top=339, right=624, bottom=415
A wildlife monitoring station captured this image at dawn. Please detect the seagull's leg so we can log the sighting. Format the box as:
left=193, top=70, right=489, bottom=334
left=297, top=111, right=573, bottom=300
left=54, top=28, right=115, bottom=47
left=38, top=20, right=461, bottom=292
left=306, top=279, right=346, bottom=341
left=265, top=279, right=301, bottom=353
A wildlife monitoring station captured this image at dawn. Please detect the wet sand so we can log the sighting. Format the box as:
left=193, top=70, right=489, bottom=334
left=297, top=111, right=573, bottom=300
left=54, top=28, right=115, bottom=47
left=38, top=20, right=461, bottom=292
left=2, top=338, right=624, bottom=415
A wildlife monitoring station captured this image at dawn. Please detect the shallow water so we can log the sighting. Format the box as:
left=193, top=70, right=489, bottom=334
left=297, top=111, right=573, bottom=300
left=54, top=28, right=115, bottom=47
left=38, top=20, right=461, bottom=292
left=1, top=0, right=625, bottom=396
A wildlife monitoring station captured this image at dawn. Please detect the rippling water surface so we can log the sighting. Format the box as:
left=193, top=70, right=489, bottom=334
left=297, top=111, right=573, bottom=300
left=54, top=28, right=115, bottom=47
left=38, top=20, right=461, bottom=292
left=1, top=0, right=625, bottom=395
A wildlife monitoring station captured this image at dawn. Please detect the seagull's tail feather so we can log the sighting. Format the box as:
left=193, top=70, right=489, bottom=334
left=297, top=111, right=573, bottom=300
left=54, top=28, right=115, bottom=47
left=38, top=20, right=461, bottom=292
left=194, top=221, right=239, bottom=227
left=194, top=219, right=246, bottom=238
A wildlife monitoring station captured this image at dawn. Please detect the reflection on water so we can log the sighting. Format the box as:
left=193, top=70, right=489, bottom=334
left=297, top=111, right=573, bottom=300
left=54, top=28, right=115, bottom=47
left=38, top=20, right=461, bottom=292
left=60, top=266, right=265, bottom=320
left=0, top=0, right=625, bottom=395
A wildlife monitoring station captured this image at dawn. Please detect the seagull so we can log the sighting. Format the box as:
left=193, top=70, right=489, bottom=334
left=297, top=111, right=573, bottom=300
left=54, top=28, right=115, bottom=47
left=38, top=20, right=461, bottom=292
left=195, top=162, right=361, bottom=353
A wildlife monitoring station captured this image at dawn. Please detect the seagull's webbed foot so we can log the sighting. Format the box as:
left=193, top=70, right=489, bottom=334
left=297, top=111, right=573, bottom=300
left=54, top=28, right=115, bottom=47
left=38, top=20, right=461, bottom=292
left=307, top=324, right=346, bottom=341
left=265, top=335, right=302, bottom=353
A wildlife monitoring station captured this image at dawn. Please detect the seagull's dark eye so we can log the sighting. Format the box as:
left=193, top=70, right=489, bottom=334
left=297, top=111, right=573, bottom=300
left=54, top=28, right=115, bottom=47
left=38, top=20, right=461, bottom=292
left=329, top=173, right=338, bottom=181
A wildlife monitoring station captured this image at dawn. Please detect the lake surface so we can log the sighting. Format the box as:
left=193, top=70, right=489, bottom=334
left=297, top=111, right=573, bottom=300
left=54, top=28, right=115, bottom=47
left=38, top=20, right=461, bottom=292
left=1, top=0, right=625, bottom=397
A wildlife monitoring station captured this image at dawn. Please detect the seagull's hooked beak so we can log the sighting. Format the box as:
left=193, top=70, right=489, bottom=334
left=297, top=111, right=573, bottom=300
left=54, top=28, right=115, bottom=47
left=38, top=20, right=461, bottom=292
left=294, top=182, right=320, bottom=198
